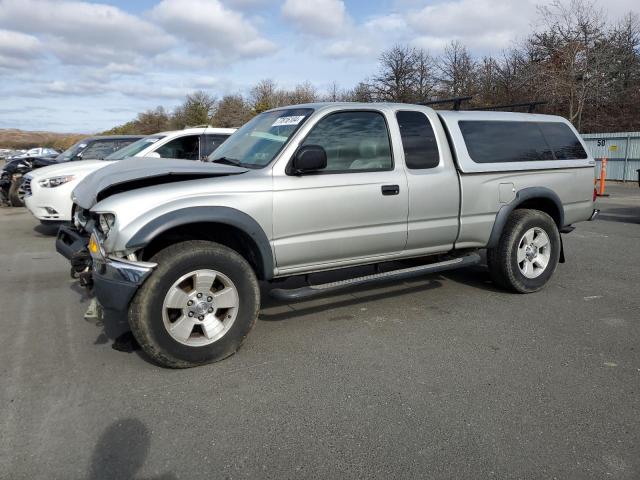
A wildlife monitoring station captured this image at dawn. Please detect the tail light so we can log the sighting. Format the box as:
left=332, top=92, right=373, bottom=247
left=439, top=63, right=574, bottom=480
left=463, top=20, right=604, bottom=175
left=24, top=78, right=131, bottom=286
left=593, top=187, right=597, bottom=202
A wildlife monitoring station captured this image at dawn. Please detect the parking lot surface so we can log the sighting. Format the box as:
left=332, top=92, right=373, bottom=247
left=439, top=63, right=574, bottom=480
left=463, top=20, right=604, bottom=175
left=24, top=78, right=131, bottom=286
left=1, top=184, right=639, bottom=479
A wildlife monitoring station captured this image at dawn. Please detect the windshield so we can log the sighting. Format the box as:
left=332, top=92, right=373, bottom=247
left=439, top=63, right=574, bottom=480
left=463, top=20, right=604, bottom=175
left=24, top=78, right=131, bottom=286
left=208, top=108, right=314, bottom=168
left=54, top=140, right=89, bottom=162
left=105, top=135, right=166, bottom=160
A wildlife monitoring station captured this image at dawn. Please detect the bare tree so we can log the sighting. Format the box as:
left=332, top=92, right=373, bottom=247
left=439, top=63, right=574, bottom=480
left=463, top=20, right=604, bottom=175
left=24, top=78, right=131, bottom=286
left=284, top=81, right=319, bottom=104
left=371, top=45, right=418, bottom=102
left=211, top=95, right=254, bottom=128
left=250, top=79, right=284, bottom=113
left=135, top=106, right=171, bottom=134
left=413, top=49, right=437, bottom=102
left=172, top=91, right=217, bottom=129
left=437, top=41, right=477, bottom=98
left=527, top=0, right=608, bottom=129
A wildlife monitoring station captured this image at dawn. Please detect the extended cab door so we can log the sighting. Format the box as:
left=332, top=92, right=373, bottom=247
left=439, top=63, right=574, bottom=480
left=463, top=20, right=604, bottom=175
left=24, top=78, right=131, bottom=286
left=394, top=109, right=460, bottom=254
left=272, top=109, right=408, bottom=273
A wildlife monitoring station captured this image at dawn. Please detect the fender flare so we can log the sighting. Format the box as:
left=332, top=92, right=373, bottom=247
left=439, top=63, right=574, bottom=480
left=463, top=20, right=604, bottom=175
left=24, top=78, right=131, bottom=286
left=486, top=187, right=565, bottom=249
left=125, top=206, right=274, bottom=280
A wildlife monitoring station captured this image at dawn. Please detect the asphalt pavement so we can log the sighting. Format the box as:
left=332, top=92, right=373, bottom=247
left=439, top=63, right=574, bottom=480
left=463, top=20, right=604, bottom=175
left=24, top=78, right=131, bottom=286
left=0, top=183, right=638, bottom=479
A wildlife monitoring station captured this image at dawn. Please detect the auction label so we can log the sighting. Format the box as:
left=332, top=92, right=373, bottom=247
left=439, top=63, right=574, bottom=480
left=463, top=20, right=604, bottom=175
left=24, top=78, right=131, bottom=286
left=272, top=116, right=305, bottom=127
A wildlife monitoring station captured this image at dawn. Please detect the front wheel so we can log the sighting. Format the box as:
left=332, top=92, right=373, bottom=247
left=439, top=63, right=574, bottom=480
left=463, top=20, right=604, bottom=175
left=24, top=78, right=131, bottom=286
left=129, top=240, right=260, bottom=368
left=487, top=209, right=560, bottom=293
left=9, top=177, right=25, bottom=207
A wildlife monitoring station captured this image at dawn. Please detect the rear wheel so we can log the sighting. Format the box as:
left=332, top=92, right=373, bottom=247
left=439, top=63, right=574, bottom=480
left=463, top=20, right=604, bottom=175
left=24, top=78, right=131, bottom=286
left=487, top=209, right=560, bottom=293
left=129, top=240, right=260, bottom=368
left=9, top=177, right=25, bottom=207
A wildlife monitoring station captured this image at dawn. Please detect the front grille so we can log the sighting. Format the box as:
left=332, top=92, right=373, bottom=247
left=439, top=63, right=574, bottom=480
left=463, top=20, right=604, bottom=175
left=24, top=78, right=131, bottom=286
left=22, top=176, right=32, bottom=197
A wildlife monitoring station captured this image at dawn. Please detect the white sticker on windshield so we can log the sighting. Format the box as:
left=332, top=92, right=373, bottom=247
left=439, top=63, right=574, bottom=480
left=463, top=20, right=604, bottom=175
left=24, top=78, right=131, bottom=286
left=271, top=115, right=305, bottom=127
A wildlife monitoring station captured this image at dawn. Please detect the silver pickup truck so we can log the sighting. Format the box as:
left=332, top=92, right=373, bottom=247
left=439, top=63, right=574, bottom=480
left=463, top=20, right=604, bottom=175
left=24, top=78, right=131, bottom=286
left=64, top=102, right=598, bottom=368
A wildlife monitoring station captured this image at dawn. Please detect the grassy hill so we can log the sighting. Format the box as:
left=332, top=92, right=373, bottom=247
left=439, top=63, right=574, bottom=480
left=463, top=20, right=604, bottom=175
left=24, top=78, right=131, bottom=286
left=0, top=129, right=87, bottom=151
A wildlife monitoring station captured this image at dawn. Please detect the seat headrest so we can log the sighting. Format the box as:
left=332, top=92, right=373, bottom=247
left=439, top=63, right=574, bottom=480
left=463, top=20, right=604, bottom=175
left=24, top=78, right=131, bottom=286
left=358, top=139, right=379, bottom=158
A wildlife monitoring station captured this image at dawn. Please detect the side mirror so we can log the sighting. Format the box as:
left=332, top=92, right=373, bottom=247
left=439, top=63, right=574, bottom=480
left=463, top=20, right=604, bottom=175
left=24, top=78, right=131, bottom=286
left=291, top=145, right=327, bottom=175
left=145, top=152, right=161, bottom=158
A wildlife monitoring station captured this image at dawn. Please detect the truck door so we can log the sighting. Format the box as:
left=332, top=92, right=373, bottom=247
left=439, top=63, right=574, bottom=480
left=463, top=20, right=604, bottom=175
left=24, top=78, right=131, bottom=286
left=272, top=110, right=408, bottom=272
left=395, top=110, right=460, bottom=253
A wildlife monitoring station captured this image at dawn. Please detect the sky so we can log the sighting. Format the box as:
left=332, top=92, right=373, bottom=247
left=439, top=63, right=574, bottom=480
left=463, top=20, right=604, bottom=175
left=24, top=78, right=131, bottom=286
left=0, top=0, right=637, bottom=132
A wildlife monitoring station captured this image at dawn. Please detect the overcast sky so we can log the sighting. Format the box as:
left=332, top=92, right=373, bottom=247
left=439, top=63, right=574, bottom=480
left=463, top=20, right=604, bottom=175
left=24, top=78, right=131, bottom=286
left=0, top=0, right=637, bottom=132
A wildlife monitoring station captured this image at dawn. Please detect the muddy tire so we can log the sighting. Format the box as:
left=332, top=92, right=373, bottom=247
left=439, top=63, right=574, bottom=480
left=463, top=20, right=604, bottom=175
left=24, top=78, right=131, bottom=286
left=9, top=177, right=25, bottom=207
left=129, top=240, right=260, bottom=368
left=487, top=209, right=560, bottom=293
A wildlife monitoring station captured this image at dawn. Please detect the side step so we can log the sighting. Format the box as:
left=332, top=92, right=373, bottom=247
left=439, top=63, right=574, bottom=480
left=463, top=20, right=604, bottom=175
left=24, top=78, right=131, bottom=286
left=269, top=253, right=481, bottom=302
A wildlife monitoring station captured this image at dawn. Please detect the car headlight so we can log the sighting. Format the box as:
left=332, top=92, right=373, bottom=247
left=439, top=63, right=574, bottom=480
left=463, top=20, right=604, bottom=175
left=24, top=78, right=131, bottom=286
left=97, top=213, right=116, bottom=235
left=73, top=206, right=89, bottom=230
left=39, top=175, right=75, bottom=188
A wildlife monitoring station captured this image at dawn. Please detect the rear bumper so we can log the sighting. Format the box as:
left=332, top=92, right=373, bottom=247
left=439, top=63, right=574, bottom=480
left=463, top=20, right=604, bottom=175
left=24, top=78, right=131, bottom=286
left=93, top=256, right=156, bottom=311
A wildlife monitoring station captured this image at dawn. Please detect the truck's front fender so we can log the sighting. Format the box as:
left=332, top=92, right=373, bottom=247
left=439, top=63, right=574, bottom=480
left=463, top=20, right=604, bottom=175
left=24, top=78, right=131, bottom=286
left=125, top=206, right=274, bottom=280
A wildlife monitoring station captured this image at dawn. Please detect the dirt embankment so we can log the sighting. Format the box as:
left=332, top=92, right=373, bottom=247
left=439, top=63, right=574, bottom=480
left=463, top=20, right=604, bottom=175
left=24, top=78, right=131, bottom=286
left=0, top=129, right=87, bottom=151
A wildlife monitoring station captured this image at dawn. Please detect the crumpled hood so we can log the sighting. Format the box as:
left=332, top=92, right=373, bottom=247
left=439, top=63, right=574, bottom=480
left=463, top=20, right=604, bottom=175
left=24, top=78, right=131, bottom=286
left=72, top=157, right=248, bottom=209
left=2, top=157, right=53, bottom=173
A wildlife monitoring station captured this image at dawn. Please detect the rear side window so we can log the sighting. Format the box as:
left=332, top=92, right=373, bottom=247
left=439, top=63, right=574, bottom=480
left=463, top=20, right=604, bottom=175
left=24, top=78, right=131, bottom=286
left=396, top=111, right=439, bottom=169
left=538, top=123, right=587, bottom=159
left=459, top=121, right=587, bottom=163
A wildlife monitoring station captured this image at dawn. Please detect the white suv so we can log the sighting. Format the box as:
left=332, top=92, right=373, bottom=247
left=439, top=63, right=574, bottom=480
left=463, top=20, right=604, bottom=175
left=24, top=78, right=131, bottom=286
left=24, top=127, right=235, bottom=223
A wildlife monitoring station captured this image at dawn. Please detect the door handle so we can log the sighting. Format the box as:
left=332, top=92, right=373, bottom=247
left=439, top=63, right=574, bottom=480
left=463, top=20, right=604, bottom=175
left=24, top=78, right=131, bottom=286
left=381, top=184, right=400, bottom=196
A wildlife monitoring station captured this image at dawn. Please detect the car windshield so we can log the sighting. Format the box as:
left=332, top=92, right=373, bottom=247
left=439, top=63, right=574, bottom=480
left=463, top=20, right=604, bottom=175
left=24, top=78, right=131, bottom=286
left=208, top=108, right=314, bottom=168
left=54, top=140, right=89, bottom=162
left=105, top=135, right=166, bottom=160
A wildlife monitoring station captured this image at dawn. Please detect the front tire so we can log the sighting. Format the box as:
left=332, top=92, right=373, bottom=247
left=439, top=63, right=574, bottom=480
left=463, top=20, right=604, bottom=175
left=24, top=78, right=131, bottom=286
left=487, top=209, right=560, bottom=293
left=129, top=240, right=260, bottom=368
left=9, top=177, right=25, bottom=207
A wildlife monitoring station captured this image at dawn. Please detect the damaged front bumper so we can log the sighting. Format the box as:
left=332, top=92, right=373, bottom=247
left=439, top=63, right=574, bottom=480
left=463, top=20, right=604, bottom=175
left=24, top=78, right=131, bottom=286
left=56, top=225, right=91, bottom=272
left=89, top=232, right=157, bottom=311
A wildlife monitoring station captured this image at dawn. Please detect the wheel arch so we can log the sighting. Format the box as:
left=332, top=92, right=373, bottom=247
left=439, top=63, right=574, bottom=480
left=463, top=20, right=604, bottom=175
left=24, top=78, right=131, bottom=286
left=487, top=187, right=564, bottom=249
left=126, top=206, right=274, bottom=280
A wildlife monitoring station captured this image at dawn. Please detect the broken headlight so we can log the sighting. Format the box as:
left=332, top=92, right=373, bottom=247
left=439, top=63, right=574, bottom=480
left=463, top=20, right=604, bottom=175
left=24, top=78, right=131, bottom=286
left=97, top=213, right=116, bottom=235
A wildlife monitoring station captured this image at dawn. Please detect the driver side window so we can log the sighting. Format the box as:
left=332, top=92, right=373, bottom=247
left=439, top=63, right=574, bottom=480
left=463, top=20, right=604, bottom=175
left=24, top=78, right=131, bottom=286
left=301, top=111, right=393, bottom=172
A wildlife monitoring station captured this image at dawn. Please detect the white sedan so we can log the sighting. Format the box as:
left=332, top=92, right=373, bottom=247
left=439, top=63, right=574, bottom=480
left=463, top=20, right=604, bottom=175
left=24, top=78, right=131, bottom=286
left=24, top=127, right=235, bottom=223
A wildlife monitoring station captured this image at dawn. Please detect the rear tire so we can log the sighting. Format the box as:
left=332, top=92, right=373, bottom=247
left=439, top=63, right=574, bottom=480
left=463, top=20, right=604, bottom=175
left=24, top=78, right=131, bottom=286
left=9, top=178, right=25, bottom=207
left=129, top=240, right=260, bottom=368
left=487, top=209, right=560, bottom=293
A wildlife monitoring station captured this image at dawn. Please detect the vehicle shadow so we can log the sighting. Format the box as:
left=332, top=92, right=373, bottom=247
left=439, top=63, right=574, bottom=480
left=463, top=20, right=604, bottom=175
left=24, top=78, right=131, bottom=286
left=78, top=261, right=499, bottom=359
left=69, top=281, right=143, bottom=355
left=259, top=277, right=444, bottom=322
left=594, top=206, right=640, bottom=225
left=86, top=418, right=176, bottom=480
left=438, top=265, right=505, bottom=293
left=33, top=222, right=64, bottom=236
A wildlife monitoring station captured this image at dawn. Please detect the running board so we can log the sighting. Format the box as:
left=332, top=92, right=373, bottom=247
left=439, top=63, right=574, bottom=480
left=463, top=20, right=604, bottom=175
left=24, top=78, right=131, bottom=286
left=269, top=253, right=481, bottom=302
